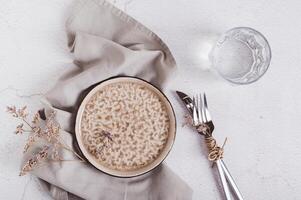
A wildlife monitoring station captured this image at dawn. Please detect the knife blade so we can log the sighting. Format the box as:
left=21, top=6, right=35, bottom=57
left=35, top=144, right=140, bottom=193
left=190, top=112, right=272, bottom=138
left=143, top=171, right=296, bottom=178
left=176, top=91, right=193, bottom=114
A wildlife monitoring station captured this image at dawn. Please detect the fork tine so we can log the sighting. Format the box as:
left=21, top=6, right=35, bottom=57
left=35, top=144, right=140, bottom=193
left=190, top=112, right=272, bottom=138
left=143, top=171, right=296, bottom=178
left=195, top=95, right=200, bottom=124
left=203, top=93, right=212, bottom=121
left=192, top=96, right=198, bottom=126
left=194, top=95, right=197, bottom=123
left=202, top=93, right=208, bottom=122
left=200, top=93, right=207, bottom=122
left=197, top=94, right=202, bottom=124
left=203, top=93, right=208, bottom=108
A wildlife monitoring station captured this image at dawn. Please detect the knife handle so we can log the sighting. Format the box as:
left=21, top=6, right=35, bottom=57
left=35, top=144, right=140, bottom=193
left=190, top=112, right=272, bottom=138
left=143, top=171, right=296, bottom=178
left=216, top=159, right=232, bottom=200
left=221, top=160, right=244, bottom=200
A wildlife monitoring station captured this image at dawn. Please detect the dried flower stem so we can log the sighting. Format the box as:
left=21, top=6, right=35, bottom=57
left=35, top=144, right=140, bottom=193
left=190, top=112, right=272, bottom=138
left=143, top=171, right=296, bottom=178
left=51, top=159, right=86, bottom=163
left=7, top=106, right=87, bottom=176
left=59, top=143, right=85, bottom=162
left=22, top=118, right=34, bottom=130
left=23, top=116, right=84, bottom=161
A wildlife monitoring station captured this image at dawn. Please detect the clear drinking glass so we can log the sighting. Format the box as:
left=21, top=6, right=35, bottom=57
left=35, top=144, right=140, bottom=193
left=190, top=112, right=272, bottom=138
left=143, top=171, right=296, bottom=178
left=210, top=27, right=271, bottom=84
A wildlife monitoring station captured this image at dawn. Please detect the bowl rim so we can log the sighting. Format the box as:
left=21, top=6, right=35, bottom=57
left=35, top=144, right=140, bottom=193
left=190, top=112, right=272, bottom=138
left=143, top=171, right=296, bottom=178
left=75, top=76, right=176, bottom=178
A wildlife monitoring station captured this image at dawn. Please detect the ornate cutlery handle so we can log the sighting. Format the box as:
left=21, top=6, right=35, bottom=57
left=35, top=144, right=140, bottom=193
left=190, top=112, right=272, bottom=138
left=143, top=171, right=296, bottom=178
left=221, top=160, right=244, bottom=200
left=216, top=159, right=232, bottom=200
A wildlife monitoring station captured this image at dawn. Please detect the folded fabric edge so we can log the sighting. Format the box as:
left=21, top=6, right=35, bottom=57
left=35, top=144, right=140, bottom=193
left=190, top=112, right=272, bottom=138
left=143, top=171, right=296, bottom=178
left=66, top=0, right=177, bottom=68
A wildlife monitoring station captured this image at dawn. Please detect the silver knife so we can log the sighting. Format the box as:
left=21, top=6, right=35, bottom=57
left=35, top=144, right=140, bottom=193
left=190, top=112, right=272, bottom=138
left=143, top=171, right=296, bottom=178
left=176, top=90, right=244, bottom=200
left=176, top=91, right=194, bottom=114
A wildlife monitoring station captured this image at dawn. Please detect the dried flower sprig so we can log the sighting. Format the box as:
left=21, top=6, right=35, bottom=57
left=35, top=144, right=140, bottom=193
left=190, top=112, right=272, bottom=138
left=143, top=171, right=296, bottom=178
left=94, top=130, right=114, bottom=155
left=15, top=124, right=24, bottom=134
left=182, top=114, right=193, bottom=127
left=19, top=146, right=49, bottom=176
left=7, top=106, right=28, bottom=118
left=184, top=114, right=228, bottom=162
left=7, top=106, right=86, bottom=176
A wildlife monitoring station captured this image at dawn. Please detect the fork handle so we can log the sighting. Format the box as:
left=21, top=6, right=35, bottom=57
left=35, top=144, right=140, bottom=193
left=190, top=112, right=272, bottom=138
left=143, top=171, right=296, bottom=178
left=216, top=160, right=232, bottom=200
left=221, top=160, right=244, bottom=200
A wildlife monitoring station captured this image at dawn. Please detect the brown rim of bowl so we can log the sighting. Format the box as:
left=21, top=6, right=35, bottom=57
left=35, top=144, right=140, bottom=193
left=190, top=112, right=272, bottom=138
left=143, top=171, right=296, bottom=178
left=75, top=76, right=176, bottom=178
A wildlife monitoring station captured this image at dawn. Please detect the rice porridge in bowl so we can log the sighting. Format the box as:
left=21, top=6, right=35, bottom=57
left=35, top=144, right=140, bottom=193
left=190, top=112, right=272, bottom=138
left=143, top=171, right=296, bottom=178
left=75, top=77, right=176, bottom=177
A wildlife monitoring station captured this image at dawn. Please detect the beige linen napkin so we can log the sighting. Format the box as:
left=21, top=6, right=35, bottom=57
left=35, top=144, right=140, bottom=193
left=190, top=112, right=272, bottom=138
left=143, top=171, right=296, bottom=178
left=25, top=0, right=192, bottom=199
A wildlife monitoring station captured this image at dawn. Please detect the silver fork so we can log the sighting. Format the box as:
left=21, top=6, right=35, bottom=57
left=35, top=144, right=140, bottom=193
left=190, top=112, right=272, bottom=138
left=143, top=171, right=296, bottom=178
left=192, top=94, right=244, bottom=200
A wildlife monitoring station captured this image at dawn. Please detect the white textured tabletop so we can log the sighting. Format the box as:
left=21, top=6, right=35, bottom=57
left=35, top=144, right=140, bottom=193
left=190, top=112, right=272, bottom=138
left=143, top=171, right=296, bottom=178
left=0, top=0, right=301, bottom=199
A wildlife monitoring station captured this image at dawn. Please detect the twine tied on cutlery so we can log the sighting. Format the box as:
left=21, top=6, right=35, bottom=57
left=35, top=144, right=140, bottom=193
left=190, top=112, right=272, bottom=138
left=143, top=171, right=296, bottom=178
left=197, top=124, right=227, bottom=162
